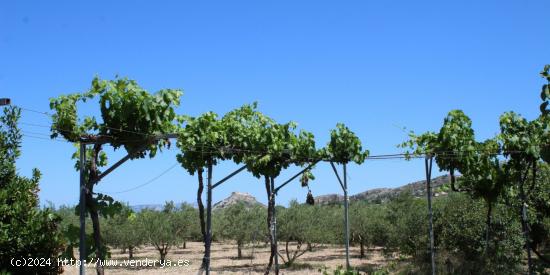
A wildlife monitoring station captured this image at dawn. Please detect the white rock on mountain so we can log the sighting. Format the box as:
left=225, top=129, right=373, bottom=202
left=212, top=192, right=265, bottom=210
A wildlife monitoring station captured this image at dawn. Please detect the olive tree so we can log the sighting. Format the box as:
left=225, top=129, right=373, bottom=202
left=173, top=203, right=201, bottom=249
left=435, top=193, right=524, bottom=274
left=349, top=202, right=390, bottom=258
left=385, top=192, right=429, bottom=260
left=276, top=200, right=327, bottom=266
left=49, top=77, right=182, bottom=275
left=103, top=205, right=145, bottom=259
left=216, top=203, right=265, bottom=258
left=138, top=202, right=181, bottom=264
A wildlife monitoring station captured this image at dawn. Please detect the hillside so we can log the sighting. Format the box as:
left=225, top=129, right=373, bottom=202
left=314, top=174, right=453, bottom=205
left=130, top=175, right=453, bottom=211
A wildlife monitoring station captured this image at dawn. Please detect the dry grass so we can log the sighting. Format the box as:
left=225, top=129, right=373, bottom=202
left=63, top=242, right=391, bottom=275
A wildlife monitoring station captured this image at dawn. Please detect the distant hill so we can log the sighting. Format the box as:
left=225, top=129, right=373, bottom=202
left=130, top=204, right=165, bottom=212
left=130, top=202, right=197, bottom=212
left=315, top=174, right=453, bottom=205
left=130, top=175, right=453, bottom=211
left=130, top=192, right=264, bottom=212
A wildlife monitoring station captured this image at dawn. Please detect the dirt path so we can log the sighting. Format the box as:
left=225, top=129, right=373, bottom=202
left=63, top=242, right=389, bottom=274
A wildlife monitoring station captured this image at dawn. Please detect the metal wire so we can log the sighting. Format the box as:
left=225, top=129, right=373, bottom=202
left=95, top=163, right=179, bottom=194
left=16, top=105, right=549, bottom=160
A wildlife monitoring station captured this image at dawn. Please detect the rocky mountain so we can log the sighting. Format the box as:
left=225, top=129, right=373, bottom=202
left=212, top=192, right=266, bottom=210
left=314, top=174, right=453, bottom=205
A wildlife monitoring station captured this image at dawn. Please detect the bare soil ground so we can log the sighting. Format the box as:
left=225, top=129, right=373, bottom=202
left=63, top=242, right=391, bottom=275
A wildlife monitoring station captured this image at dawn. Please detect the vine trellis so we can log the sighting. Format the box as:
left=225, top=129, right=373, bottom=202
left=42, top=77, right=370, bottom=275
left=11, top=65, right=547, bottom=275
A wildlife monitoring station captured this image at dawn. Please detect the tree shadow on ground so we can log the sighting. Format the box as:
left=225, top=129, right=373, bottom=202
left=301, top=254, right=348, bottom=262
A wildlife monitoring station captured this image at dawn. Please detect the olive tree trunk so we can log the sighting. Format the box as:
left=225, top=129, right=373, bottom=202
left=360, top=239, right=366, bottom=259
left=237, top=241, right=243, bottom=259
left=158, top=245, right=168, bottom=265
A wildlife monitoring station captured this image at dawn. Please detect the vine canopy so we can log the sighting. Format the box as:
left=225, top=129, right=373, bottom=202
left=323, top=123, right=369, bottom=165
left=221, top=103, right=319, bottom=178
left=49, top=77, right=182, bottom=158
left=241, top=121, right=317, bottom=179
left=400, top=110, right=477, bottom=176
left=499, top=111, right=544, bottom=164
left=176, top=111, right=231, bottom=175
left=459, top=138, right=506, bottom=202
left=436, top=110, right=477, bottom=174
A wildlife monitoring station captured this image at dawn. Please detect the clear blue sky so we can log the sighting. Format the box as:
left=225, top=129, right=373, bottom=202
left=1, top=0, right=548, bottom=207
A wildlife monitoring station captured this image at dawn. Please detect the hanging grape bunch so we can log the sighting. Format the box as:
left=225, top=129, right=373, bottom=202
left=306, top=190, right=315, bottom=205
left=300, top=171, right=309, bottom=187
left=300, top=169, right=315, bottom=187
left=300, top=169, right=315, bottom=205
